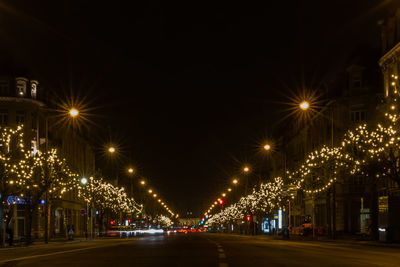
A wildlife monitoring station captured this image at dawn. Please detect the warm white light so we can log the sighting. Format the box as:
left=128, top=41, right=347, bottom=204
left=81, top=177, right=88, bottom=185
left=299, top=101, right=309, bottom=110
left=108, top=147, right=115, bottom=153
left=264, top=144, right=271, bottom=150
left=69, top=108, right=79, bottom=117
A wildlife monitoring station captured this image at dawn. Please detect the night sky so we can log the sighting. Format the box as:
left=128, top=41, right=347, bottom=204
left=0, top=0, right=387, bottom=215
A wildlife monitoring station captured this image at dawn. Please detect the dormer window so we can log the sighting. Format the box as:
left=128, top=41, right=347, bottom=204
left=15, top=77, right=28, bottom=97
left=31, top=80, right=38, bottom=99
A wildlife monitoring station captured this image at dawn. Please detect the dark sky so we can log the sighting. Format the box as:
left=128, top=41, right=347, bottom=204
left=0, top=0, right=389, bottom=215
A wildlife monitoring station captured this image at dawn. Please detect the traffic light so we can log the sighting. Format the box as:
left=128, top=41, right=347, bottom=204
left=110, top=220, right=115, bottom=225
left=246, top=215, right=251, bottom=222
left=217, top=198, right=224, bottom=205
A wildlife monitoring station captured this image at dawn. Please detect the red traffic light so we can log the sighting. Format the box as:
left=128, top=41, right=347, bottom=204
left=110, top=220, right=115, bottom=225
left=246, top=215, right=251, bottom=222
left=217, top=198, right=224, bottom=205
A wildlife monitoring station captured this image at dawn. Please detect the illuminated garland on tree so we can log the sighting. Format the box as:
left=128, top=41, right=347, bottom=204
left=208, top=74, right=400, bottom=225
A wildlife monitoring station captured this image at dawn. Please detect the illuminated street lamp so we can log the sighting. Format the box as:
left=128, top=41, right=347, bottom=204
left=69, top=108, right=79, bottom=118
left=148, top=189, right=153, bottom=194
left=140, top=180, right=146, bottom=185
left=80, top=177, right=88, bottom=185
left=222, top=193, right=226, bottom=197
left=128, top=168, right=134, bottom=173
left=264, top=144, right=271, bottom=151
left=232, top=179, right=238, bottom=184
left=299, top=101, right=310, bottom=111
left=108, top=146, right=115, bottom=153
left=227, top=188, right=232, bottom=192
left=153, top=194, right=157, bottom=197
left=243, top=166, right=250, bottom=172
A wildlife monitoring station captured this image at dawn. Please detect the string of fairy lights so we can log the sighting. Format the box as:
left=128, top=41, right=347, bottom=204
left=206, top=74, right=400, bottom=226
left=0, top=124, right=177, bottom=223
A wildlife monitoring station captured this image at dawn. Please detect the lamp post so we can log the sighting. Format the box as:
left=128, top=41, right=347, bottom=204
left=243, top=166, right=250, bottom=195
left=80, top=177, right=89, bottom=240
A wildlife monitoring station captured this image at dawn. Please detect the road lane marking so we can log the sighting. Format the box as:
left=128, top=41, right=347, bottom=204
left=204, top=237, right=229, bottom=267
left=0, top=240, right=130, bottom=264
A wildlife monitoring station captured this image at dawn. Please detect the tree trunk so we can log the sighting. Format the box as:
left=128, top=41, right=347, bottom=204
left=370, top=185, right=379, bottom=241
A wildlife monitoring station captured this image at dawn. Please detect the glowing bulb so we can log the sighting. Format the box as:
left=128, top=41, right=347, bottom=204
left=69, top=108, right=79, bottom=117
left=300, top=101, right=309, bottom=110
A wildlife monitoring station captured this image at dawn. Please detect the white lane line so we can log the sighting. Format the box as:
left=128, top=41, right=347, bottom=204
left=0, top=241, right=128, bottom=264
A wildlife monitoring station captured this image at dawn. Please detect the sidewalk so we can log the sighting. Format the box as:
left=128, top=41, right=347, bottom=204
left=0, top=236, right=109, bottom=250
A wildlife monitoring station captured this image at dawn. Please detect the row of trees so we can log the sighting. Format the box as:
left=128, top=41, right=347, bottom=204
left=0, top=125, right=144, bottom=245
left=208, top=76, right=400, bottom=237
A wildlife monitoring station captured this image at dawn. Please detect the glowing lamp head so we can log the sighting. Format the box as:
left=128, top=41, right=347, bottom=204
left=148, top=189, right=153, bottom=194
left=299, top=101, right=310, bottom=110
left=227, top=188, right=232, bottom=192
left=108, top=147, right=115, bottom=153
left=222, top=193, right=226, bottom=197
left=69, top=108, right=79, bottom=117
left=140, top=180, right=146, bottom=185
left=243, top=167, right=249, bottom=172
left=128, top=168, right=134, bottom=173
left=232, top=179, right=238, bottom=184
left=80, top=177, right=88, bottom=185
left=264, top=144, right=271, bottom=150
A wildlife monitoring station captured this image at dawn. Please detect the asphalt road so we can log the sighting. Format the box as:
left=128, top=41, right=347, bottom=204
left=0, top=233, right=400, bottom=267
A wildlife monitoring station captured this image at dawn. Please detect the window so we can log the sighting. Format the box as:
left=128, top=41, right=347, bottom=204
left=0, top=81, right=9, bottom=95
left=351, top=110, right=366, bottom=123
left=31, top=80, right=38, bottom=99
left=16, top=111, right=25, bottom=124
left=31, top=113, right=37, bottom=130
left=15, top=77, right=27, bottom=97
left=0, top=110, right=8, bottom=125
left=352, top=74, right=362, bottom=89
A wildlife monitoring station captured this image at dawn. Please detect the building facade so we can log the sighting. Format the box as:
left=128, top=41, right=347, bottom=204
left=0, top=73, right=95, bottom=241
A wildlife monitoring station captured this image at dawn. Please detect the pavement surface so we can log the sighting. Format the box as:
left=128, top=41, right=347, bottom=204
left=0, top=233, right=399, bottom=266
